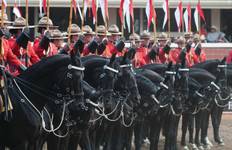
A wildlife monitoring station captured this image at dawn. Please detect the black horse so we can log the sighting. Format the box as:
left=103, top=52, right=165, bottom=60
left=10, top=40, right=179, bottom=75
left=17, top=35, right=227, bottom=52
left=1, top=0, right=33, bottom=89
left=191, top=59, right=232, bottom=148
left=0, top=54, right=84, bottom=150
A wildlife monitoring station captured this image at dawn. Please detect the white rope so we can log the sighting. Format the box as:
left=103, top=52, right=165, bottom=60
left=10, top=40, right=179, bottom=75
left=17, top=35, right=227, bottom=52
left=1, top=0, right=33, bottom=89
left=151, top=94, right=160, bottom=104
left=165, top=71, right=176, bottom=75
left=13, top=79, right=68, bottom=138
left=214, top=96, right=229, bottom=108
left=210, top=82, right=220, bottom=90
left=178, top=68, right=189, bottom=72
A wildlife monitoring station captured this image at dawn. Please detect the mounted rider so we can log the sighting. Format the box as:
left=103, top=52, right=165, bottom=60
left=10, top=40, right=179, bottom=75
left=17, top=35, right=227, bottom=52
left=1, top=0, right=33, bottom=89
left=103, top=24, right=125, bottom=57
left=33, top=17, right=58, bottom=58
left=7, top=17, right=40, bottom=76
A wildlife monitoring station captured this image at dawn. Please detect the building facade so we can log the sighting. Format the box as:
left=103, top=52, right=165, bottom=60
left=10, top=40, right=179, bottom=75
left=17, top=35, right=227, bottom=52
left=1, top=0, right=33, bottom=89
left=4, top=0, right=232, bottom=41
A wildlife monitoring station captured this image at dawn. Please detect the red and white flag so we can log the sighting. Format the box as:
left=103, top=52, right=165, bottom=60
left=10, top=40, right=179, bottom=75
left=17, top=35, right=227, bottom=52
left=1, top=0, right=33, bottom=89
left=2, top=0, right=7, bottom=7
left=123, top=0, right=130, bottom=32
left=119, top=0, right=124, bottom=25
left=92, top=0, right=97, bottom=24
left=39, top=0, right=47, bottom=17
left=76, top=0, right=83, bottom=21
left=129, top=0, right=134, bottom=33
left=83, top=0, right=89, bottom=19
left=162, top=0, right=169, bottom=29
left=146, top=0, right=156, bottom=30
left=194, top=1, right=205, bottom=31
left=13, top=0, right=21, bottom=17
left=183, top=3, right=191, bottom=32
left=99, top=0, right=108, bottom=24
left=174, top=0, right=183, bottom=31
left=72, top=0, right=77, bottom=17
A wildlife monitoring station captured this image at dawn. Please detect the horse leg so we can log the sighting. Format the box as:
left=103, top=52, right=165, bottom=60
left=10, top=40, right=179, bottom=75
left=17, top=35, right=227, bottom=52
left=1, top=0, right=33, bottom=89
left=164, top=115, right=180, bottom=150
left=80, top=130, right=92, bottom=150
left=181, top=113, right=188, bottom=147
left=211, top=106, right=224, bottom=145
left=68, top=133, right=81, bottom=150
left=125, top=127, right=133, bottom=150
left=200, top=110, right=210, bottom=147
left=194, top=111, right=202, bottom=148
left=149, top=117, right=162, bottom=150
left=188, top=114, right=194, bottom=144
left=134, top=120, right=143, bottom=150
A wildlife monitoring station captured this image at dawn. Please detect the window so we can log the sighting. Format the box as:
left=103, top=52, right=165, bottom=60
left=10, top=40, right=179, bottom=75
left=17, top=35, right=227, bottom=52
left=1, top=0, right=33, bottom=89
left=221, top=9, right=232, bottom=42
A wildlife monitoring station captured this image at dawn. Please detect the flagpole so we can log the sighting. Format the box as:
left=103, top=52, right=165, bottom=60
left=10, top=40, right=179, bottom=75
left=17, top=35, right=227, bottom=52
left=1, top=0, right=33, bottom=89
left=198, top=0, right=201, bottom=35
left=0, top=1, right=5, bottom=57
left=95, top=1, right=98, bottom=36
left=81, top=0, right=85, bottom=32
left=168, top=1, right=171, bottom=38
left=153, top=1, right=156, bottom=42
left=25, top=0, right=29, bottom=67
left=68, top=0, right=73, bottom=44
left=46, top=0, right=50, bottom=30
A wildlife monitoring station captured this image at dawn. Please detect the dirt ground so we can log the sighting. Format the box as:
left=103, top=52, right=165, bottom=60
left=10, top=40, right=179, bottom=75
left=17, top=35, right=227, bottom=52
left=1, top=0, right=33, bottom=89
left=140, top=113, right=232, bottom=150
left=42, top=113, right=232, bottom=150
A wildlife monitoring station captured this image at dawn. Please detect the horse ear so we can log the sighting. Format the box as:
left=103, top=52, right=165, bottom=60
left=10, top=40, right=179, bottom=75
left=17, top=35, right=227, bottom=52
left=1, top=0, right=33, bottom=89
left=123, top=52, right=128, bottom=61
left=110, top=53, right=116, bottom=64
left=76, top=50, right=81, bottom=57
left=167, top=61, right=172, bottom=71
left=221, top=56, right=226, bottom=64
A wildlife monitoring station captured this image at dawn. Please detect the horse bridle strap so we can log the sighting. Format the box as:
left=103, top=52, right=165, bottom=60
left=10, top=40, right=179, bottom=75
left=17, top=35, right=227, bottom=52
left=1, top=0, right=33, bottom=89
left=68, top=64, right=85, bottom=71
left=217, top=65, right=227, bottom=68
left=210, top=82, right=220, bottom=90
left=103, top=65, right=119, bottom=74
left=178, top=68, right=189, bottom=72
left=165, top=71, right=176, bottom=75
left=120, top=64, right=132, bottom=68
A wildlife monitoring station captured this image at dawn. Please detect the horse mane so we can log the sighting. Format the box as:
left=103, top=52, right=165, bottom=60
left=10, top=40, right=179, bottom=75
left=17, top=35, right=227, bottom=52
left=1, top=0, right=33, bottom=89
left=19, top=55, right=71, bottom=82
left=140, top=63, right=167, bottom=75
left=192, top=59, right=220, bottom=75
left=136, top=68, right=164, bottom=84
left=189, top=68, right=216, bottom=86
left=135, top=74, right=157, bottom=95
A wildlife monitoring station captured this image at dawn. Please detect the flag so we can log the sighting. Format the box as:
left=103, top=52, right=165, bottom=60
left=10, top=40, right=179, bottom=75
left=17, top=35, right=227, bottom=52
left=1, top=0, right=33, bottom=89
left=72, top=0, right=77, bottom=17
left=146, top=0, right=155, bottom=29
left=99, top=0, right=108, bottom=24
left=129, top=0, right=134, bottom=32
left=92, top=0, right=97, bottom=24
left=76, top=0, right=83, bottom=21
left=43, top=0, right=46, bottom=14
left=13, top=0, right=21, bottom=17
left=183, top=3, right=191, bottom=32
left=123, top=0, right=130, bottom=32
left=197, top=1, right=205, bottom=22
left=174, top=0, right=183, bottom=31
left=162, top=0, right=169, bottom=29
left=119, top=0, right=124, bottom=24
left=83, top=0, right=89, bottom=19
left=194, top=6, right=199, bottom=31
left=2, top=0, right=7, bottom=7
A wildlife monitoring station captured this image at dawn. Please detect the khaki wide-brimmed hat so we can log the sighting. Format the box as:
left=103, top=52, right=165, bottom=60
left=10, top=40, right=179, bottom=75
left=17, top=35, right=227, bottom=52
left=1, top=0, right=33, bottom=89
left=108, top=24, right=122, bottom=35
left=0, top=11, right=12, bottom=25
left=193, top=34, right=200, bottom=42
left=96, top=25, right=111, bottom=36
left=184, top=32, right=193, bottom=38
left=140, top=30, right=151, bottom=39
left=50, top=29, right=68, bottom=40
left=176, top=36, right=186, bottom=44
left=37, top=17, right=54, bottom=28
left=129, top=33, right=143, bottom=42
left=82, top=25, right=95, bottom=35
left=210, top=25, right=217, bottom=31
left=8, top=17, right=35, bottom=29
left=65, top=24, right=82, bottom=36
left=157, top=32, right=168, bottom=41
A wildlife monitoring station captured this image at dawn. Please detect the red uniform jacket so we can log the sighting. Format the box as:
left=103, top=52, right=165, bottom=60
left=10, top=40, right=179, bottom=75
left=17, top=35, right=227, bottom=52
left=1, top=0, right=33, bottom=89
left=169, top=48, right=191, bottom=67
left=158, top=47, right=169, bottom=64
left=8, top=37, right=40, bottom=66
left=226, top=50, right=232, bottom=64
left=187, top=48, right=207, bottom=67
left=33, top=37, right=58, bottom=58
left=2, top=38, right=22, bottom=67
left=133, top=47, right=149, bottom=68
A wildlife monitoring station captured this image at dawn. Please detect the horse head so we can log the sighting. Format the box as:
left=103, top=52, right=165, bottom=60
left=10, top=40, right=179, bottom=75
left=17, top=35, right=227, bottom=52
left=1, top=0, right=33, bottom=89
left=115, top=52, right=141, bottom=106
